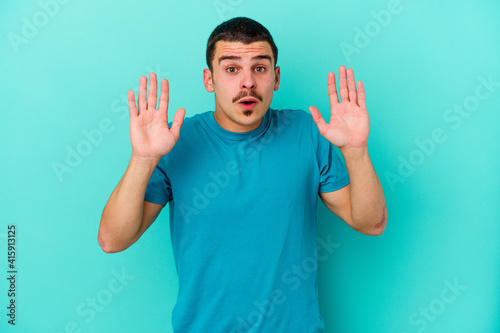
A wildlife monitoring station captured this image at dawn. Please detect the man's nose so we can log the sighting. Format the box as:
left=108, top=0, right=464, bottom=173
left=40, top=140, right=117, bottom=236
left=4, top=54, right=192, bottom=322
left=240, top=69, right=256, bottom=89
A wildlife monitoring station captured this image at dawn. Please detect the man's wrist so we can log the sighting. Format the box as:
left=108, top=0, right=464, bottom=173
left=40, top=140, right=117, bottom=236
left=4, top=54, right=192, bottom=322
left=130, top=153, right=161, bottom=170
left=340, top=145, right=369, bottom=161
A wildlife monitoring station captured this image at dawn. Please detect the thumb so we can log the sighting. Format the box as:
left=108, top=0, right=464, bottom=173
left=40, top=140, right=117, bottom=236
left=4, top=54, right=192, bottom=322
left=309, top=106, right=327, bottom=134
left=170, top=108, right=186, bottom=139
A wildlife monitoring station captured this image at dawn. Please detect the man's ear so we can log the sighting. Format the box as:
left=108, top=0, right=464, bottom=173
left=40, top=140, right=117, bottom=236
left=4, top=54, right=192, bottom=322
left=274, top=66, right=281, bottom=91
left=203, top=68, right=215, bottom=92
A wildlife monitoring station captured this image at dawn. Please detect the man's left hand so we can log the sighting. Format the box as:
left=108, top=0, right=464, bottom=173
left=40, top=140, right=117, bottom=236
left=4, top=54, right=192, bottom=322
left=309, top=66, right=370, bottom=151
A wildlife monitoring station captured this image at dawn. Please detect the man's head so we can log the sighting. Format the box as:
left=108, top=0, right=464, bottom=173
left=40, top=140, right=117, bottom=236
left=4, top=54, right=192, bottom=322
left=203, top=17, right=280, bottom=133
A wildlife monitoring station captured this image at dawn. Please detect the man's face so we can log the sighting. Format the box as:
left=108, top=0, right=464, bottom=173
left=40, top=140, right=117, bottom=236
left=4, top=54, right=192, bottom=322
left=203, top=40, right=280, bottom=132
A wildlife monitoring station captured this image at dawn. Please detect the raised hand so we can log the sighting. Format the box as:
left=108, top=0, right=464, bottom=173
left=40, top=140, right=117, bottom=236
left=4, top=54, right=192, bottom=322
left=309, top=66, right=370, bottom=150
left=128, top=73, right=186, bottom=160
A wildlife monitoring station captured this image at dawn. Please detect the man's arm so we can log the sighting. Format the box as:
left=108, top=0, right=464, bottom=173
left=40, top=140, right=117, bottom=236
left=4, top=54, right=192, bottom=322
left=319, top=146, right=386, bottom=236
left=97, top=73, right=185, bottom=253
left=98, top=155, right=164, bottom=253
left=310, top=66, right=386, bottom=235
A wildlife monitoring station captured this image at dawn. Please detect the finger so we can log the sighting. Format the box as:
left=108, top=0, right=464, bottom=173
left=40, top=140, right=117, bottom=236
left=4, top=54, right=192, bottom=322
left=147, top=72, right=157, bottom=110
left=158, top=79, right=169, bottom=118
left=128, top=90, right=138, bottom=118
left=169, top=108, right=186, bottom=139
left=138, top=76, right=147, bottom=112
left=327, top=72, right=339, bottom=106
left=357, top=80, right=366, bottom=109
left=347, top=68, right=357, bottom=103
left=338, top=65, right=348, bottom=102
left=309, top=106, right=328, bottom=136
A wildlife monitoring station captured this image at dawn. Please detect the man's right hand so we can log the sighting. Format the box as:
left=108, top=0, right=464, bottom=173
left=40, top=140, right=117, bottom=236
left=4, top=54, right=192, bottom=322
left=128, top=72, right=185, bottom=160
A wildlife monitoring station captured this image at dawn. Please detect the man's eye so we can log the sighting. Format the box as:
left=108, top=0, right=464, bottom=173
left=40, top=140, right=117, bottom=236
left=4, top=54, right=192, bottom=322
left=226, top=67, right=237, bottom=73
left=255, top=67, right=266, bottom=73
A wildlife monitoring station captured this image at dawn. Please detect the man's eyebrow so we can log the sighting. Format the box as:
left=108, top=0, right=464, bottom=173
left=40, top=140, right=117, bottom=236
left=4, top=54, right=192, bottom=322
left=253, top=55, right=272, bottom=63
left=218, top=54, right=272, bottom=64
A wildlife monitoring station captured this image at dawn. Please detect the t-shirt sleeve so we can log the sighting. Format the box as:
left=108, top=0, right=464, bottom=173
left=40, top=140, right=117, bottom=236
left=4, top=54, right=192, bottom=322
left=144, top=157, right=172, bottom=205
left=309, top=112, right=350, bottom=193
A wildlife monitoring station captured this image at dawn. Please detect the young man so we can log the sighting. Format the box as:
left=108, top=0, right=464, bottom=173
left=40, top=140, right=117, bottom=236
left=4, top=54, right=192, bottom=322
left=98, top=17, right=386, bottom=332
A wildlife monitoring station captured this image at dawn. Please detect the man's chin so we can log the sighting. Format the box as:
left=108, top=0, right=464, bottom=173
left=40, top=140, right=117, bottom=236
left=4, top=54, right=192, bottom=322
left=215, top=104, right=268, bottom=131
left=232, top=107, right=266, bottom=129
left=236, top=105, right=264, bottom=121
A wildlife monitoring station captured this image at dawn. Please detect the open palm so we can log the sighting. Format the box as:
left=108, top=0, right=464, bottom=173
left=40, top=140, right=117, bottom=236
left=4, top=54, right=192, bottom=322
left=309, top=66, right=369, bottom=149
left=128, top=73, right=185, bottom=159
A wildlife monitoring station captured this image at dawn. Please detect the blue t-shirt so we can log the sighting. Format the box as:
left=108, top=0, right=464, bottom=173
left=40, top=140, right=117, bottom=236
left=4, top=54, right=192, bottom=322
left=145, top=108, right=350, bottom=333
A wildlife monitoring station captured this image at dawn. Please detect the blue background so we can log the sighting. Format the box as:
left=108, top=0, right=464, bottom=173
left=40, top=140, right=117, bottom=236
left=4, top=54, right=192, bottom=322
left=1, top=0, right=499, bottom=332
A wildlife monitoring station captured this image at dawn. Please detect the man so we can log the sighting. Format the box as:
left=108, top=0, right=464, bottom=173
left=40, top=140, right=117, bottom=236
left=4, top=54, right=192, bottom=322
left=98, top=17, right=386, bottom=332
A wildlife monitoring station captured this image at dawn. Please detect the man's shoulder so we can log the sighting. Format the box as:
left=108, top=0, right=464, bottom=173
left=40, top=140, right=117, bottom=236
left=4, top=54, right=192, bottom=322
left=167, top=110, right=211, bottom=129
left=272, top=108, right=309, bottom=117
left=166, top=108, right=312, bottom=130
left=270, top=108, right=313, bottom=129
left=271, top=108, right=310, bottom=121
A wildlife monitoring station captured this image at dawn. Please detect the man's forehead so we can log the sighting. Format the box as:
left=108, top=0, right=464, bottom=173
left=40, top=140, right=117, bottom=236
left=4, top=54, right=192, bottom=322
left=215, top=41, right=273, bottom=59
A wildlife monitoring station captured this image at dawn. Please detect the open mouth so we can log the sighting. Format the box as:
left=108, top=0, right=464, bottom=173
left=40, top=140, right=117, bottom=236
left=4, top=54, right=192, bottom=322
left=238, top=98, right=258, bottom=110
